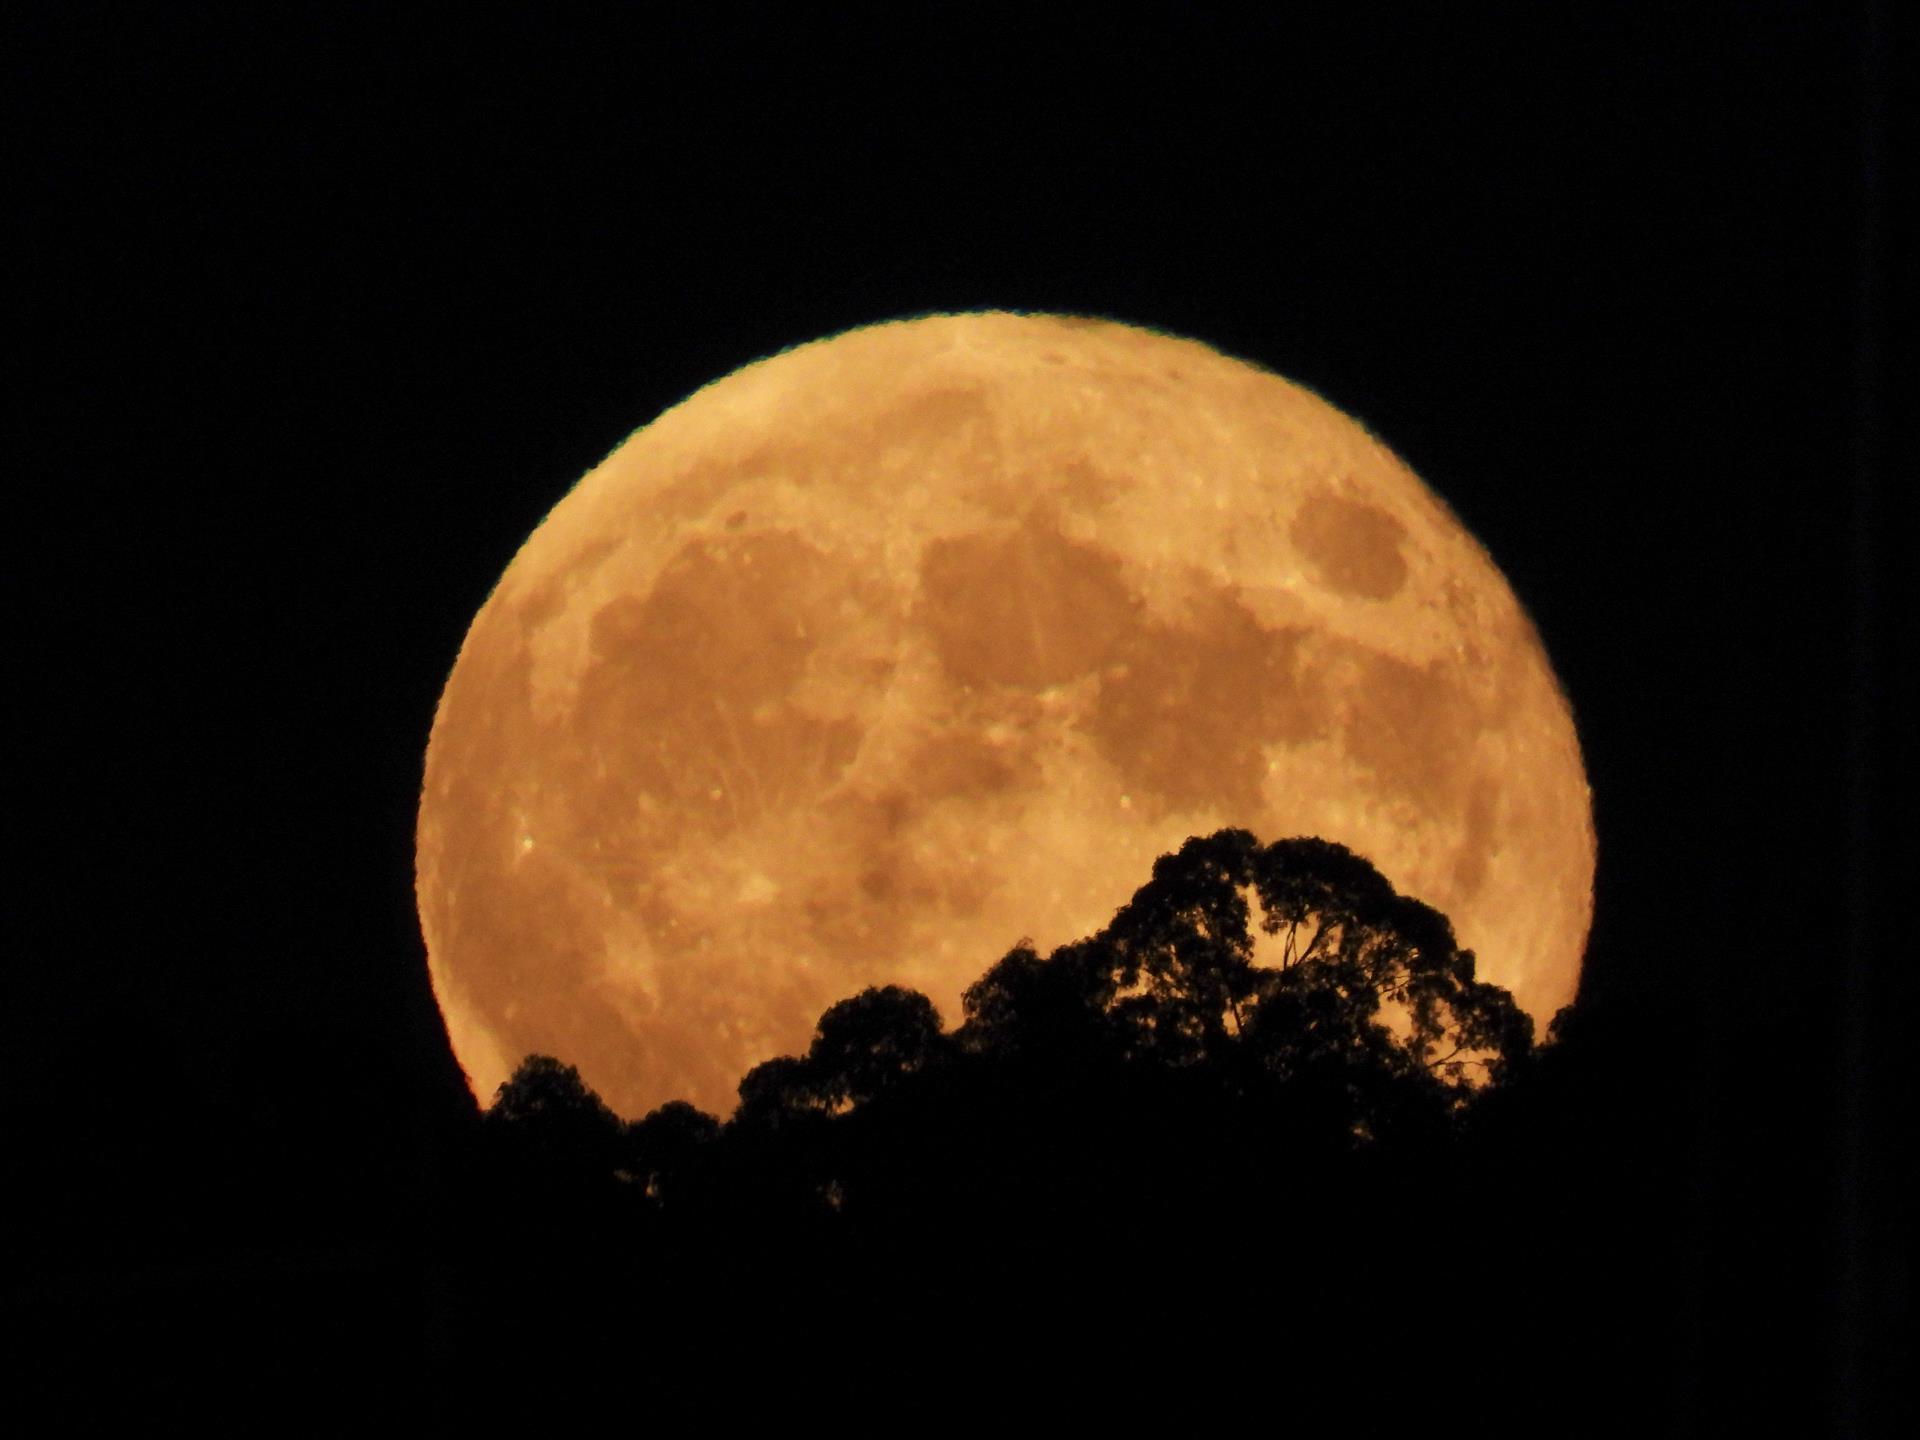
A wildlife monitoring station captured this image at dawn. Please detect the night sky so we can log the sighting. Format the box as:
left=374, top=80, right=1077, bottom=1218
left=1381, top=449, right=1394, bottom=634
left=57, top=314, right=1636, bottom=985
left=8, top=2, right=1903, bottom=1427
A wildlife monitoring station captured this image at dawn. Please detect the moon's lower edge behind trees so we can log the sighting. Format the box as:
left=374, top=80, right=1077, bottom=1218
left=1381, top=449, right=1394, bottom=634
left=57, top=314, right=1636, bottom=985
left=416, top=313, right=1595, bottom=1119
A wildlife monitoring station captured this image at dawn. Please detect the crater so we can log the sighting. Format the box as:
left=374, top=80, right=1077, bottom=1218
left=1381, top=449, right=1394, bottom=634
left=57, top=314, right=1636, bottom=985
left=868, top=385, right=993, bottom=458
left=1054, top=457, right=1126, bottom=510
left=1450, top=778, right=1498, bottom=898
left=1338, top=649, right=1477, bottom=817
left=1290, top=494, right=1409, bottom=601
left=918, top=514, right=1139, bottom=690
left=1089, top=585, right=1323, bottom=813
left=571, top=530, right=867, bottom=844
left=912, top=730, right=1026, bottom=800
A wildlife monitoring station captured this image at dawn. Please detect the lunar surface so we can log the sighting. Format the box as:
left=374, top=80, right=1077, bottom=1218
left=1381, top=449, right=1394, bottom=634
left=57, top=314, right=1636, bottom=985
left=416, top=313, right=1595, bottom=1119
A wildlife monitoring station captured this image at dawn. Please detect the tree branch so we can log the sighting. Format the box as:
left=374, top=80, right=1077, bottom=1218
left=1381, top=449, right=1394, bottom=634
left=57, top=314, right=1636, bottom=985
left=1294, top=918, right=1331, bottom=968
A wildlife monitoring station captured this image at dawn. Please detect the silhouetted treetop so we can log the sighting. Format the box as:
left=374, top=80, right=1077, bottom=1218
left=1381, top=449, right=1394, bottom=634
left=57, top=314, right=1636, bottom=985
left=490, top=1054, right=620, bottom=1131
left=485, top=1054, right=626, bottom=1176
left=623, top=1099, right=722, bottom=1203
left=736, top=984, right=948, bottom=1127
left=962, top=829, right=1533, bottom=1114
left=960, top=936, right=1115, bottom=1068
left=735, top=1054, right=831, bottom=1130
left=487, top=830, right=1537, bottom=1213
left=808, top=986, right=945, bottom=1108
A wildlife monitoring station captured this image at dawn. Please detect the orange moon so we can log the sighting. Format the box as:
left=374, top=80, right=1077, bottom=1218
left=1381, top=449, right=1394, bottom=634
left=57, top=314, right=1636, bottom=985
left=416, top=313, right=1594, bottom=1119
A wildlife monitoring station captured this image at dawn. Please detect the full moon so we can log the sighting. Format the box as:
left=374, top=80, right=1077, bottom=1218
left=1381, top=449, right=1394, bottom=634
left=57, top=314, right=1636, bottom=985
left=417, top=313, right=1594, bottom=1119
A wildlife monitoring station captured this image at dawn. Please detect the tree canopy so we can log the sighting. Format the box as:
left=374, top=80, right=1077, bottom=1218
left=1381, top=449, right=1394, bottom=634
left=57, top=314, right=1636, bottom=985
left=460, top=832, right=1592, bottom=1424
left=962, top=829, right=1533, bottom=1124
left=483, top=831, right=1540, bottom=1223
left=734, top=984, right=947, bottom=1127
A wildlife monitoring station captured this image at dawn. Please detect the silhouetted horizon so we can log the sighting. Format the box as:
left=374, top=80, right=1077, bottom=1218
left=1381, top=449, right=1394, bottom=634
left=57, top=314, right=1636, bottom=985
left=465, top=829, right=1548, bottom=1123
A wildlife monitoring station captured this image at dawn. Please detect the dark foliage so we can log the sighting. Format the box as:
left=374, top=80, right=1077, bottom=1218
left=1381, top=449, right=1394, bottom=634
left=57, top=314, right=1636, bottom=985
left=2, top=832, right=1713, bottom=1430
left=963, top=829, right=1534, bottom=1117
left=436, top=832, right=1618, bottom=1424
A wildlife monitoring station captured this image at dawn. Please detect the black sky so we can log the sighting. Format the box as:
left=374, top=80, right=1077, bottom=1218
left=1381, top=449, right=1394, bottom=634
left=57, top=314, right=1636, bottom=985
left=7, top=1, right=1905, bottom=1426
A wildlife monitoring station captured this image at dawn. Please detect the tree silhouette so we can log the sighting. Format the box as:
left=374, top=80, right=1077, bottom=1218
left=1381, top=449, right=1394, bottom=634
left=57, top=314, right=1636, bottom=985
left=447, top=832, right=1587, bottom=1425
left=960, top=936, right=1119, bottom=1069
left=484, top=1053, right=625, bottom=1180
left=959, top=829, right=1533, bottom=1142
left=621, top=1099, right=721, bottom=1206
left=807, top=985, right=946, bottom=1109
left=476, top=830, right=1538, bottom=1244
left=735, top=984, right=948, bottom=1125
left=734, top=1053, right=833, bottom=1130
